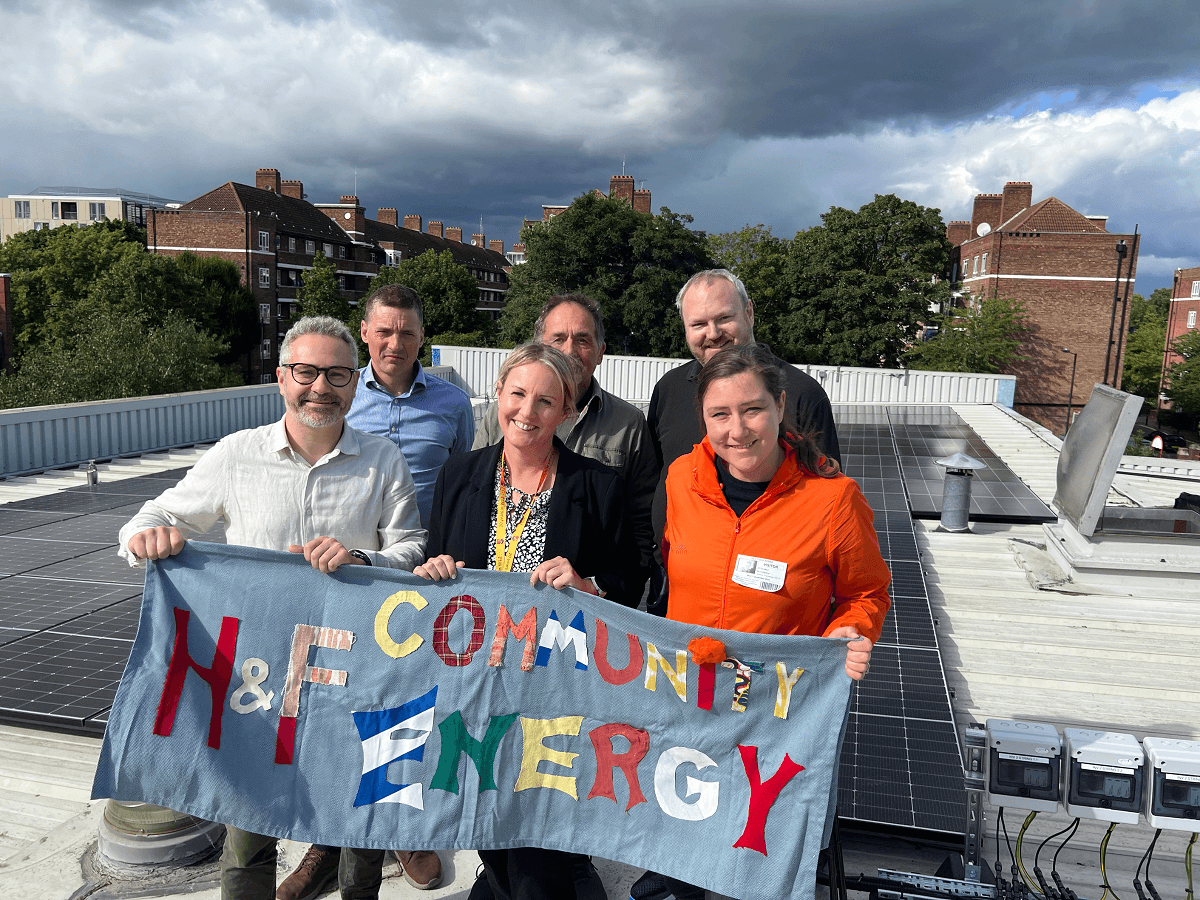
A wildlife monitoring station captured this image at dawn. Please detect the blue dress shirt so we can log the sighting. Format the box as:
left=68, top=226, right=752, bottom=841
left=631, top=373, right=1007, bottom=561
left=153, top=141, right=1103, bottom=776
left=345, top=362, right=475, bottom=528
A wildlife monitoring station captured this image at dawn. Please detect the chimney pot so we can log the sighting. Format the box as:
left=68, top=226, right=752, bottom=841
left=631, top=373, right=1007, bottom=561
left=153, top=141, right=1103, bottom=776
left=281, top=179, right=303, bottom=199
left=378, top=207, right=398, bottom=227
left=429, top=220, right=444, bottom=238
left=471, top=233, right=485, bottom=247
left=489, top=239, right=505, bottom=254
left=446, top=226, right=463, bottom=242
left=256, top=168, right=282, bottom=193
left=403, top=215, right=422, bottom=232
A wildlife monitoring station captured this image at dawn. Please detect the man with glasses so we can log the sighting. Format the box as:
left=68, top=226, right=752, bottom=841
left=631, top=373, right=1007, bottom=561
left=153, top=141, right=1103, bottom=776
left=119, top=315, right=426, bottom=900
left=275, top=283, right=473, bottom=894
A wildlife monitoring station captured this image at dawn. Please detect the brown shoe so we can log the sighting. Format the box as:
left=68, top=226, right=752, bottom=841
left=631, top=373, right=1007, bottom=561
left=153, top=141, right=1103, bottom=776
left=277, top=845, right=338, bottom=900
left=393, top=849, right=443, bottom=890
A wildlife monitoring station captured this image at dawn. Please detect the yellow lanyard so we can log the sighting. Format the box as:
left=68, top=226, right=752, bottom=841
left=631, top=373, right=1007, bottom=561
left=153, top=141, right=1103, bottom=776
left=494, top=450, right=552, bottom=572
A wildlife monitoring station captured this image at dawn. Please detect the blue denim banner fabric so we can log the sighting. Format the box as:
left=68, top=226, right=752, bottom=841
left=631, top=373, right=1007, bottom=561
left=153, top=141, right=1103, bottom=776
left=93, top=542, right=853, bottom=900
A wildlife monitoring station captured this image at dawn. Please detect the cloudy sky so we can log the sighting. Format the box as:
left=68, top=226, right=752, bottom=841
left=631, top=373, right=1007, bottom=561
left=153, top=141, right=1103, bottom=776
left=2, top=0, right=1199, bottom=292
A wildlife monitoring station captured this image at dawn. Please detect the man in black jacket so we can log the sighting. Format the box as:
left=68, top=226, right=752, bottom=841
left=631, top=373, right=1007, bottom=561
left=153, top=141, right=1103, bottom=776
left=648, top=269, right=840, bottom=473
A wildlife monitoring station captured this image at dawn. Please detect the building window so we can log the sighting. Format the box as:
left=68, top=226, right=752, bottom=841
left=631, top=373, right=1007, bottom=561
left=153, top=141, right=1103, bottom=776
left=338, top=275, right=347, bottom=290
left=338, top=246, right=346, bottom=259
left=261, top=374, right=275, bottom=384
left=261, top=339, right=272, bottom=360
left=972, top=256, right=979, bottom=275
left=60, top=201, right=77, bottom=220
left=323, top=243, right=333, bottom=257
left=1189, top=310, right=1198, bottom=329
left=33, top=221, right=46, bottom=230
left=52, top=202, right=59, bottom=219
left=278, top=302, right=289, bottom=319
left=981, top=253, right=988, bottom=273
left=306, top=240, right=315, bottom=254
left=259, top=303, right=272, bottom=324
left=258, top=231, right=270, bottom=251
left=258, top=267, right=270, bottom=288
left=14, top=200, right=30, bottom=219
left=1191, top=282, right=1200, bottom=298
left=89, top=202, right=106, bottom=221
left=289, top=237, right=296, bottom=252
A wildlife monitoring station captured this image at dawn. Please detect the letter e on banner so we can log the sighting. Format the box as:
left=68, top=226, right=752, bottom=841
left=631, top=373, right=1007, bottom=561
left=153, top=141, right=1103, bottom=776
left=515, top=716, right=583, bottom=799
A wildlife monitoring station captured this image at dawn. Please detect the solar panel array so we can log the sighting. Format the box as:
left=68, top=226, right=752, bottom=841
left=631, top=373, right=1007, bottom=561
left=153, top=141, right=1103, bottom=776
left=0, top=469, right=215, bottom=732
left=836, top=405, right=967, bottom=834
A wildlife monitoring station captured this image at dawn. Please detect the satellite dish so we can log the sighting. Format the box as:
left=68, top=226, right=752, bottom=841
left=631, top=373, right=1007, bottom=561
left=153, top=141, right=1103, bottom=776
left=976, top=222, right=992, bottom=236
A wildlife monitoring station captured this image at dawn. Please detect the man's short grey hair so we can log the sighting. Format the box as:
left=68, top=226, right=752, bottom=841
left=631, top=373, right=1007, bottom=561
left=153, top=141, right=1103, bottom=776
left=279, top=316, right=358, bottom=366
left=533, top=294, right=605, bottom=348
left=674, top=269, right=751, bottom=313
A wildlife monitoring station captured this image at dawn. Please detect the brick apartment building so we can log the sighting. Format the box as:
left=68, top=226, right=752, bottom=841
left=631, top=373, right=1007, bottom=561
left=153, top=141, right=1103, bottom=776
left=1164, top=267, right=1200, bottom=389
left=528, top=174, right=653, bottom=227
left=147, top=168, right=510, bottom=382
left=946, top=182, right=1139, bottom=433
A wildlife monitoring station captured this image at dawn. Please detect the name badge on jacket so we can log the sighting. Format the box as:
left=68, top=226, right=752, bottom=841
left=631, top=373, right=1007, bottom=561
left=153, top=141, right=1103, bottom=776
left=731, top=554, right=787, bottom=592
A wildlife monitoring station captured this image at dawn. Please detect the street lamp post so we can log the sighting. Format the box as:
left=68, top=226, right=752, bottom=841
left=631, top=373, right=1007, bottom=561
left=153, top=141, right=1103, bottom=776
left=1062, top=347, right=1078, bottom=436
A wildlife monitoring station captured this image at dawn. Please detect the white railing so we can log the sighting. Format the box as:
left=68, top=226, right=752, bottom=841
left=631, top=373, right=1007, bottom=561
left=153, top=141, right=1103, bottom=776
left=1, top=385, right=284, bottom=478
left=433, top=346, right=1016, bottom=407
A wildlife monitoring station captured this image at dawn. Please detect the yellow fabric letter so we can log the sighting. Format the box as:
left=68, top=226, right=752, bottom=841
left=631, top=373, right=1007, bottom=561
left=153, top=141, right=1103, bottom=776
left=375, top=590, right=426, bottom=659
left=514, top=716, right=583, bottom=799
left=644, top=643, right=688, bottom=702
left=773, top=662, right=805, bottom=719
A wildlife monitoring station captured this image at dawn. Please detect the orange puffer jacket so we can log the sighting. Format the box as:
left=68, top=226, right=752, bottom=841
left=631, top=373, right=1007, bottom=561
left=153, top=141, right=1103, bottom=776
left=663, top=437, right=891, bottom=642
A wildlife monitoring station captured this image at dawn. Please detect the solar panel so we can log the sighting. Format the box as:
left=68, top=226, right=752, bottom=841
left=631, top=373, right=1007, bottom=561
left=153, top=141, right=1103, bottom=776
left=11, top=513, right=128, bottom=543
left=0, top=630, right=132, bottom=728
left=0, top=576, right=139, bottom=631
left=836, top=408, right=966, bottom=835
left=3, top=489, right=138, bottom=514
left=0, top=536, right=113, bottom=575
left=26, top=547, right=146, bottom=586
left=0, top=508, right=81, bottom=536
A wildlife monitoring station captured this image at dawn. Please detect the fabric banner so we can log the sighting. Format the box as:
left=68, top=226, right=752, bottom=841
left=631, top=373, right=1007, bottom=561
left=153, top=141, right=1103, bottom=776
left=92, top=542, right=853, bottom=900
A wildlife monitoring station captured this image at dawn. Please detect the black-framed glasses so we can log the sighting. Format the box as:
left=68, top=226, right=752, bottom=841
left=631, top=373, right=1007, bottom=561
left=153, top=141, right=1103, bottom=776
left=281, top=363, right=355, bottom=387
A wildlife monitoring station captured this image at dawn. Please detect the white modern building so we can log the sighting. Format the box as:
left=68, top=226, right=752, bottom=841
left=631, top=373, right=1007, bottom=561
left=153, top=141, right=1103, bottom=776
left=0, top=186, right=178, bottom=241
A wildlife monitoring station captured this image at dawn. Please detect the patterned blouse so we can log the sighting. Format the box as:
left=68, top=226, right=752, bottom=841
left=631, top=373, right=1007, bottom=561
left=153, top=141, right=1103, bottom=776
left=486, top=458, right=553, bottom=572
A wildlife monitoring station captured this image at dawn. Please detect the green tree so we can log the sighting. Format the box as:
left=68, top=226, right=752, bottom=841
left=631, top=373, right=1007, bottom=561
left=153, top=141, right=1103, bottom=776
left=783, top=194, right=953, bottom=367
left=370, top=249, right=483, bottom=337
left=173, top=252, right=258, bottom=367
left=1128, top=287, right=1171, bottom=334
left=708, top=224, right=791, bottom=350
left=1121, top=287, right=1171, bottom=407
left=1164, top=330, right=1200, bottom=424
left=0, top=220, right=146, bottom=350
left=0, top=310, right=236, bottom=409
left=499, top=194, right=714, bottom=357
left=903, top=297, right=1031, bottom=373
left=297, top=251, right=353, bottom=324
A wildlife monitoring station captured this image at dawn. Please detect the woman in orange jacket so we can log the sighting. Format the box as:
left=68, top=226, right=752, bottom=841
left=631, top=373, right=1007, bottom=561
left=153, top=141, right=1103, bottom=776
left=661, top=343, right=891, bottom=680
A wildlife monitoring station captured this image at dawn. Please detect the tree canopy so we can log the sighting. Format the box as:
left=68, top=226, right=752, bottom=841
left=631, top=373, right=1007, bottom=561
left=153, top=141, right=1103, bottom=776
left=499, top=193, right=713, bottom=357
left=783, top=194, right=953, bottom=367
left=903, top=297, right=1031, bottom=374
left=0, top=310, right=237, bottom=410
left=1122, top=288, right=1171, bottom=407
left=1164, top=330, right=1200, bottom=425
left=297, top=251, right=354, bottom=324
left=0, top=221, right=255, bottom=405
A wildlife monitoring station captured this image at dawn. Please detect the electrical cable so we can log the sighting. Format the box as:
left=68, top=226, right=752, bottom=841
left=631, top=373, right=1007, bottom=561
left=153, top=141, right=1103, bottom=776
left=1001, top=807, right=1017, bottom=867
left=1050, top=818, right=1081, bottom=900
left=1099, top=822, right=1121, bottom=900
left=1015, top=811, right=1040, bottom=893
left=1136, top=829, right=1161, bottom=900
left=1052, top=818, right=1081, bottom=873
left=1184, top=832, right=1195, bottom=900
left=1037, top=819, right=1080, bottom=873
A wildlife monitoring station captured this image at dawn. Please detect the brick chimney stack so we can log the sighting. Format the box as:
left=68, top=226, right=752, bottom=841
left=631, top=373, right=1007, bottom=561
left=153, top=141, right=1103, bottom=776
left=429, top=221, right=444, bottom=238
left=378, top=208, right=398, bottom=227
left=609, top=175, right=634, bottom=204
left=404, top=215, right=422, bottom=232
left=446, top=226, right=462, bottom=242
left=340, top=195, right=358, bottom=206
left=282, top=179, right=303, bottom=199
left=489, top=239, right=505, bottom=254
left=945, top=221, right=970, bottom=247
left=1000, top=182, right=1033, bottom=226
left=633, top=188, right=651, bottom=215
left=471, top=233, right=485, bottom=247
left=970, top=193, right=1003, bottom=234
left=256, top=168, right=282, bottom=193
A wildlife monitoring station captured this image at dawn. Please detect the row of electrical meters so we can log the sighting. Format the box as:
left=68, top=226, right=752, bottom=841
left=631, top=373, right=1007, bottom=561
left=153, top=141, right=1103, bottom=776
left=981, top=720, right=1200, bottom=829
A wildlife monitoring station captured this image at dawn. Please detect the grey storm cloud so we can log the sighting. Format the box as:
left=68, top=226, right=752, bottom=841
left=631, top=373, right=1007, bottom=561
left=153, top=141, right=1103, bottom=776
left=4, top=0, right=1200, bottom=290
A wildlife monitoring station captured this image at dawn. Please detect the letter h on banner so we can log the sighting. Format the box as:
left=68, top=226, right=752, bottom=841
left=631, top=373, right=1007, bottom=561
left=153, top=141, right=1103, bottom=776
left=153, top=608, right=239, bottom=749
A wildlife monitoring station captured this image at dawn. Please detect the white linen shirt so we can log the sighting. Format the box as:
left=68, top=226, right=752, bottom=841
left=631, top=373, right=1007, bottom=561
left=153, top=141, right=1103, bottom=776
left=118, top=418, right=426, bottom=570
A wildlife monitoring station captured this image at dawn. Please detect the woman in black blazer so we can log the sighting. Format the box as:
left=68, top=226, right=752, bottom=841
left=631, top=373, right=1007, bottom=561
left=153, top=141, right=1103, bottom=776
left=415, top=343, right=638, bottom=900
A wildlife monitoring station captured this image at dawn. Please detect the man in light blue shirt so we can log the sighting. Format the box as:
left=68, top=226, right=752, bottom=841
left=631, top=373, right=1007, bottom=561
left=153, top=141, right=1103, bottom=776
left=282, top=284, right=470, bottom=896
left=345, top=283, right=475, bottom=529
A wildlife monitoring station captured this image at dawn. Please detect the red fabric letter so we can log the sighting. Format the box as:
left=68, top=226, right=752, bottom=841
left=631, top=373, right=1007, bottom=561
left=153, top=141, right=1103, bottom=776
left=587, top=722, right=649, bottom=811
left=433, top=594, right=486, bottom=666
left=153, top=607, right=239, bottom=750
left=696, top=663, right=716, bottom=711
left=593, top=619, right=643, bottom=685
left=733, top=744, right=804, bottom=855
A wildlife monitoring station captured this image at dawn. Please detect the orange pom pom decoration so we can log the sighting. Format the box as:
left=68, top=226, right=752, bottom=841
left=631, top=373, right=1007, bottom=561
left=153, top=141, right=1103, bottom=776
left=688, top=636, right=727, bottom=666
